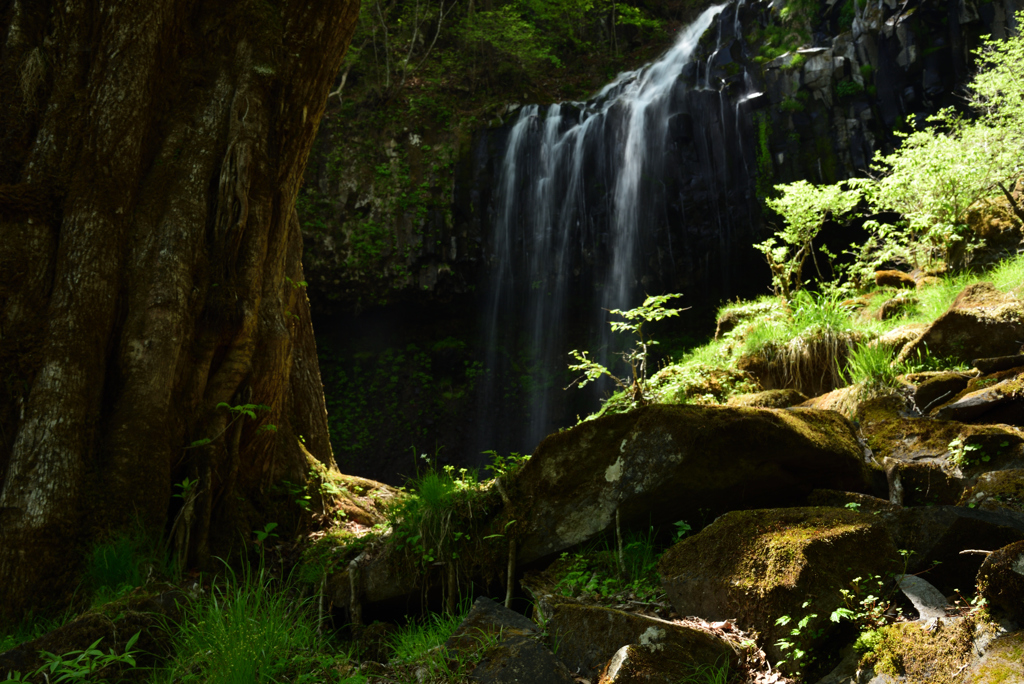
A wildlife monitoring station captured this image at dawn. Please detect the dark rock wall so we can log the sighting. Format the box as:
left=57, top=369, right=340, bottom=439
left=460, top=0, right=1022, bottom=314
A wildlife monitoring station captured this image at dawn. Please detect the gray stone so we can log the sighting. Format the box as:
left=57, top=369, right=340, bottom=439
left=897, top=574, right=949, bottom=619
left=446, top=597, right=574, bottom=684
left=911, top=372, right=971, bottom=413
left=513, top=405, right=881, bottom=565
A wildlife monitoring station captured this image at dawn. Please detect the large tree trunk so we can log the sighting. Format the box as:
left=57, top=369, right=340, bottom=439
left=0, top=0, right=358, bottom=619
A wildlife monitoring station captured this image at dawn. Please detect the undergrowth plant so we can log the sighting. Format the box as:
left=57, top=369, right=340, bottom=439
left=829, top=573, right=903, bottom=638
left=743, top=289, right=859, bottom=395
left=155, top=559, right=349, bottom=684
left=774, top=600, right=824, bottom=678
left=390, top=452, right=479, bottom=565
left=568, top=294, right=687, bottom=407
left=33, top=633, right=141, bottom=684
left=842, top=342, right=903, bottom=397
left=553, top=526, right=664, bottom=602
left=386, top=604, right=484, bottom=682
left=677, top=659, right=731, bottom=684
left=83, top=527, right=173, bottom=605
left=0, top=611, right=67, bottom=654
left=386, top=451, right=505, bottom=613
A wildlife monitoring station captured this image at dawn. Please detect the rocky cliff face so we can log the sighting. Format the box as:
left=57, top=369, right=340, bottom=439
left=302, top=0, right=1022, bottom=315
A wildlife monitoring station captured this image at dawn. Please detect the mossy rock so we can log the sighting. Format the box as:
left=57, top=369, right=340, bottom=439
left=966, top=630, right=1024, bottom=683
left=468, top=634, right=575, bottom=684
left=898, top=283, right=1024, bottom=366
left=863, top=616, right=981, bottom=684
left=657, top=507, right=901, bottom=662
left=974, top=355, right=1024, bottom=375
left=544, top=603, right=735, bottom=680
left=933, top=370, right=1024, bottom=426
left=877, top=323, right=927, bottom=357
left=0, top=587, right=183, bottom=682
left=977, top=540, right=1024, bottom=623
left=798, top=386, right=907, bottom=422
left=511, top=405, right=883, bottom=564
left=445, top=597, right=540, bottom=654
left=727, top=388, right=808, bottom=408
left=863, top=417, right=1023, bottom=505
left=874, top=269, right=917, bottom=289
left=960, top=469, right=1024, bottom=521
left=807, top=488, right=900, bottom=513
left=911, top=371, right=972, bottom=414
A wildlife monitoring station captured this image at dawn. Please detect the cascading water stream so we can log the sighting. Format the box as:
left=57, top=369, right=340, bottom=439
left=477, top=3, right=752, bottom=457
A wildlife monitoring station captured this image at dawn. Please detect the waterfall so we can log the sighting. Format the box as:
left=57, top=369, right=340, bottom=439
left=477, top=4, right=747, bottom=458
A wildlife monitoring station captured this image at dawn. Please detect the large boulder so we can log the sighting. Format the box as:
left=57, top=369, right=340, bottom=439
left=977, top=540, right=1024, bottom=624
left=898, top=283, right=1024, bottom=365
left=657, top=507, right=901, bottom=662
left=511, top=405, right=883, bottom=564
left=543, top=602, right=734, bottom=680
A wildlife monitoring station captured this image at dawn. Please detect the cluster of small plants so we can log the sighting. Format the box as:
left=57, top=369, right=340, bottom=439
left=947, top=436, right=1010, bottom=469
left=552, top=521, right=691, bottom=603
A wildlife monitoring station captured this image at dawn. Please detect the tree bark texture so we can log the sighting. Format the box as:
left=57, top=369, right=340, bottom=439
left=0, top=0, right=358, bottom=619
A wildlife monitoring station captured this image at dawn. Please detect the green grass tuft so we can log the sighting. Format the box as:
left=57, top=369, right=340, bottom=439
left=677, top=659, right=731, bottom=684
left=154, top=559, right=355, bottom=684
left=842, top=342, right=901, bottom=392
left=989, top=251, right=1024, bottom=292
left=388, top=609, right=465, bottom=663
left=83, top=527, right=172, bottom=605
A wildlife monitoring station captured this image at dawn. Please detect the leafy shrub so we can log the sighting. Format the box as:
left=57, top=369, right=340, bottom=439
left=568, top=294, right=687, bottom=408
left=757, top=180, right=861, bottom=297
left=460, top=7, right=562, bottom=70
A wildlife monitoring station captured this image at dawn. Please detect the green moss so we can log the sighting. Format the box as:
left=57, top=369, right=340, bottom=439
left=780, top=96, right=805, bottom=112
left=960, top=469, right=1024, bottom=514
left=659, top=507, right=892, bottom=594
left=863, top=618, right=978, bottom=683
left=971, top=632, right=1024, bottom=683
left=755, top=112, right=775, bottom=200
left=838, top=0, right=855, bottom=31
